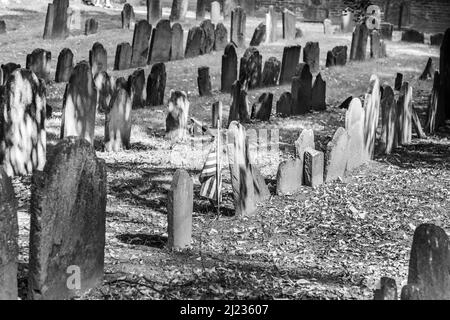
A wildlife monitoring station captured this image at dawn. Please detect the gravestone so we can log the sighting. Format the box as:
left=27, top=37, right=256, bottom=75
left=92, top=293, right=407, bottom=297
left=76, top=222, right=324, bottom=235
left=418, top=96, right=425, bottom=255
left=60, top=61, right=97, bottom=144
left=295, top=27, right=303, bottom=38
left=341, top=8, right=354, bottom=33
left=214, top=23, right=228, bottom=51
left=325, top=127, right=348, bottom=182
left=402, top=29, right=424, bottom=43
left=374, top=277, right=398, bottom=300
left=26, top=48, right=52, bottom=82
left=419, top=58, right=434, bottom=80
left=239, top=46, right=262, bottom=90
left=196, top=0, right=206, bottom=20
left=323, top=18, right=332, bottom=35
left=221, top=44, right=238, bottom=93
left=380, top=85, right=397, bottom=154
left=350, top=23, right=369, bottom=61
left=303, top=42, right=320, bottom=73
left=43, top=0, right=69, bottom=39
left=211, top=101, right=222, bottom=128
left=279, top=45, right=301, bottom=84
left=276, top=92, right=293, bottom=116
left=105, top=83, right=132, bottom=152
left=303, top=148, right=324, bottom=188
left=211, top=1, right=221, bottom=24
left=326, top=46, right=347, bottom=67
left=345, top=98, right=365, bottom=170
left=168, top=169, right=193, bottom=249
left=363, top=75, right=380, bottom=159
left=198, top=66, right=212, bottom=96
left=437, top=29, right=450, bottom=124
left=147, top=0, right=161, bottom=23
left=311, top=73, right=326, bottom=111
left=94, top=71, right=113, bottom=113
left=397, top=82, right=413, bottom=145
left=28, top=137, right=106, bottom=300
left=380, top=23, right=393, bottom=40
left=426, top=72, right=440, bottom=134
left=228, top=80, right=249, bottom=125
left=169, top=0, right=188, bottom=21
left=55, top=48, right=74, bottom=83
left=166, top=91, right=190, bottom=140
left=395, top=73, right=403, bottom=91
left=401, top=284, right=421, bottom=300
left=262, top=57, right=281, bottom=86
left=148, top=19, right=172, bottom=63
left=128, top=68, right=145, bottom=109
left=89, top=42, right=107, bottom=77
left=85, top=18, right=98, bottom=35
left=200, top=19, right=215, bottom=54
left=43, top=4, right=55, bottom=39
left=295, top=129, right=314, bottom=162
left=370, top=30, right=381, bottom=58
left=170, top=23, right=184, bottom=61
left=131, top=20, right=152, bottom=68
left=147, top=62, right=166, bottom=107
left=230, top=6, right=246, bottom=47
left=338, top=96, right=353, bottom=110
left=265, top=5, right=277, bottom=43
left=185, top=26, right=206, bottom=58
left=114, top=42, right=132, bottom=71
left=250, top=23, right=266, bottom=46
left=1, top=69, right=46, bottom=177
left=291, top=63, right=312, bottom=115
left=282, top=9, right=296, bottom=40
left=430, top=33, right=444, bottom=46
left=251, top=92, right=273, bottom=121
left=121, top=3, right=135, bottom=29
left=276, top=159, right=303, bottom=196
left=0, top=20, right=5, bottom=34
left=0, top=168, right=18, bottom=300
left=1, top=63, right=21, bottom=85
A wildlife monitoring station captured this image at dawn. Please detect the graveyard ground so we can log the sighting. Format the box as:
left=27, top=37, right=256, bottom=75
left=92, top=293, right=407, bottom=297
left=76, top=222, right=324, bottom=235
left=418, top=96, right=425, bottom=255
left=1, top=3, right=449, bottom=299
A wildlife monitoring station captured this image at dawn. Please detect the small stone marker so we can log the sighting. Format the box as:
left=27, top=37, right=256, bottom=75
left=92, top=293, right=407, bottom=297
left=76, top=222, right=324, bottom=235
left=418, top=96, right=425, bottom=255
left=200, top=19, right=215, bottom=54
left=380, top=85, right=397, bottom=154
left=276, top=92, right=293, bottom=116
left=402, top=29, right=424, bottom=43
left=374, top=277, right=398, bottom=300
left=121, top=3, right=135, bottom=29
left=167, top=169, right=193, bottom=249
left=212, top=101, right=223, bottom=128
left=148, top=19, right=172, bottom=63
left=295, top=129, right=315, bottom=162
left=131, top=20, right=152, bottom=68
left=430, top=33, right=444, bottom=46
left=221, top=44, right=238, bottom=93
left=262, top=56, right=281, bottom=86
left=214, top=23, right=228, bottom=51
left=94, top=71, right=113, bottom=113
left=380, top=23, right=393, bottom=40
left=250, top=22, right=266, bottom=46
left=128, top=68, right=145, bottom=109
left=85, top=18, right=98, bottom=35
left=26, top=48, right=52, bottom=82
left=276, top=159, right=303, bottom=195
left=394, top=73, right=403, bottom=91
left=363, top=75, right=380, bottom=160
left=350, top=23, right=369, bottom=61
left=397, top=82, right=413, bottom=146
left=198, top=66, right=212, bottom=96
left=171, top=23, right=184, bottom=61
left=311, top=73, right=326, bottom=111
left=230, top=6, right=246, bottom=47
left=265, top=5, right=277, bottom=43
left=89, top=42, right=107, bottom=77
left=211, top=1, right=221, bottom=24
left=165, top=91, right=190, bottom=140
left=185, top=26, right=206, bottom=58
left=291, top=63, right=312, bottom=115
left=279, top=45, right=301, bottom=84
left=55, top=48, right=74, bottom=83
left=239, top=46, right=262, bottom=90
left=323, top=18, right=332, bottom=35
left=303, top=42, right=320, bottom=73
left=324, top=127, right=348, bottom=182
left=251, top=92, right=273, bottom=121
left=303, top=148, right=324, bottom=188
left=114, top=42, right=132, bottom=71
left=147, top=62, right=166, bottom=107
left=401, top=284, right=421, bottom=300
left=28, top=137, right=107, bottom=300
left=228, top=80, right=249, bottom=125
left=105, top=82, right=132, bottom=151
left=282, top=9, right=296, bottom=40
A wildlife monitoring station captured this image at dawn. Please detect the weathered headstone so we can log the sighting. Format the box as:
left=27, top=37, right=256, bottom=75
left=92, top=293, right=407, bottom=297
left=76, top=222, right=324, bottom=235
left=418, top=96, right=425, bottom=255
left=326, top=45, right=348, bottom=67
left=251, top=92, right=273, bottom=121
left=279, top=45, right=301, bottom=84
left=250, top=22, right=266, bottom=46
left=148, top=19, right=172, bottom=63
left=60, top=61, right=97, bottom=144
left=276, top=159, right=303, bottom=196
left=239, top=46, right=262, bottom=90
left=128, top=68, right=145, bottom=109
left=168, top=169, right=193, bottom=249
left=295, top=27, right=303, bottom=38
left=170, top=0, right=188, bottom=21
left=374, top=277, right=398, bottom=300
left=105, top=83, right=132, bottom=152
left=295, top=129, right=315, bottom=162
left=200, top=19, right=215, bottom=54
left=221, top=43, right=237, bottom=93
left=28, top=137, right=106, bottom=300
left=303, top=42, right=320, bottom=73
left=170, top=23, right=184, bottom=61
left=1, top=63, right=21, bottom=85
left=94, top=71, right=113, bottom=113
left=211, top=101, right=222, bottom=128
left=262, top=57, right=281, bottom=86
left=131, top=20, right=152, bottom=68
left=196, top=0, right=206, bottom=20
left=147, top=62, right=166, bottom=107
left=85, top=18, right=98, bottom=35
left=43, top=0, right=69, bottom=39
left=214, top=23, right=228, bottom=51
left=311, top=73, right=326, bottom=111
left=230, top=6, right=246, bottom=47
left=265, top=5, right=277, bottom=43
left=324, top=127, right=348, bottom=182
left=303, top=148, right=324, bottom=188
left=395, top=73, right=403, bottom=91
left=323, top=18, right=332, bottom=35
left=43, top=3, right=55, bottom=39
left=147, top=0, right=161, bottom=24
left=198, top=66, right=212, bottom=96
left=185, top=26, right=206, bottom=58
left=291, top=63, right=312, bottom=115
left=26, top=48, right=52, bottom=82
left=345, top=98, right=365, bottom=171
left=282, top=9, right=296, bottom=40
left=166, top=90, right=190, bottom=140
left=0, top=168, right=18, bottom=300
left=55, top=48, right=74, bottom=83
left=121, top=3, right=135, bottom=29
left=114, top=42, right=132, bottom=71
left=228, top=80, right=249, bottom=125
left=437, top=29, right=450, bottom=125
left=430, top=33, right=444, bottom=46
left=1, top=69, right=46, bottom=177
left=397, top=82, right=413, bottom=145
left=211, top=1, right=221, bottom=24
left=363, top=75, right=380, bottom=159
left=276, top=92, right=293, bottom=116
left=380, top=85, right=397, bottom=154
left=350, top=23, right=369, bottom=61
left=402, top=29, right=424, bottom=43
left=380, top=23, right=393, bottom=41
left=370, top=30, right=381, bottom=58
left=89, top=42, right=107, bottom=77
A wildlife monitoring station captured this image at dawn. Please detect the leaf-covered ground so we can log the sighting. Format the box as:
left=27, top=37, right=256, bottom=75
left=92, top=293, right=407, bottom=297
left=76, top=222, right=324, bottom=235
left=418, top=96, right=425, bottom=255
left=3, top=3, right=449, bottom=300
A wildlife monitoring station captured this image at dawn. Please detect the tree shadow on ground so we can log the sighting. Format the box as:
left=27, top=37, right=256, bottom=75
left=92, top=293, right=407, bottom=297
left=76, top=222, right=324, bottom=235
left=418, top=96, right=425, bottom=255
left=116, top=233, right=167, bottom=249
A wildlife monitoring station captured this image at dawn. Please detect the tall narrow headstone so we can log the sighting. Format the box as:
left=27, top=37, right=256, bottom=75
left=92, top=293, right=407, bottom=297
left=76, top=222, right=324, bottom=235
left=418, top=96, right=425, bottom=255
left=89, top=42, right=107, bottom=77
left=147, top=62, right=166, bottom=107
left=279, top=45, right=301, bottom=84
left=438, top=29, right=450, bottom=123
left=291, top=63, right=312, bottom=115
left=198, top=66, right=212, bottom=96
left=230, top=6, right=246, bottom=48
left=311, top=73, right=326, bottom=111
left=395, top=73, right=403, bottom=91
left=214, top=23, right=228, bottom=51
left=147, top=0, right=161, bottom=24
left=363, top=75, right=380, bottom=159
left=221, top=44, right=237, bottom=93
left=200, top=19, right=215, bottom=54
left=341, top=8, right=354, bottom=33
left=303, top=148, right=324, bottom=188
left=128, top=68, right=145, bottom=109
left=350, top=23, right=369, bottom=61
left=324, top=127, right=348, bottom=182
left=370, top=30, right=381, bottom=58
left=380, top=85, right=397, bottom=154
left=282, top=9, right=296, bottom=40
left=228, top=80, right=249, bottom=125
left=121, top=3, right=135, bottom=29
left=171, top=23, right=184, bottom=61
left=397, top=82, right=413, bottom=145
left=239, top=46, right=262, bottom=90
left=55, top=48, right=74, bottom=83
left=345, top=98, right=365, bottom=170
left=114, top=42, right=132, bottom=71
left=212, top=101, right=223, bottom=128
left=43, top=3, right=55, bottom=39
left=303, top=42, right=320, bottom=73
left=45, top=0, right=69, bottom=39
left=428, top=72, right=441, bottom=134
left=131, top=20, right=152, bottom=68
left=196, top=0, right=206, bottom=20
left=148, top=19, right=172, bottom=63
left=265, top=5, right=277, bottom=43
left=170, top=0, right=188, bottom=22
left=211, top=1, right=221, bottom=24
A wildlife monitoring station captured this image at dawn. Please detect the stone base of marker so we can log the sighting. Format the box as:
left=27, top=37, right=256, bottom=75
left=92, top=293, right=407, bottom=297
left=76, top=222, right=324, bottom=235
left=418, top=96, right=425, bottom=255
left=198, top=66, right=212, bottom=96
left=276, top=159, right=303, bottom=196
left=303, top=148, right=324, bottom=188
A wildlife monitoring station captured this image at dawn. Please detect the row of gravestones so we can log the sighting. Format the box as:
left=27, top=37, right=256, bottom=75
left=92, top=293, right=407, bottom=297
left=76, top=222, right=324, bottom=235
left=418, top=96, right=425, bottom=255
left=402, top=29, right=446, bottom=46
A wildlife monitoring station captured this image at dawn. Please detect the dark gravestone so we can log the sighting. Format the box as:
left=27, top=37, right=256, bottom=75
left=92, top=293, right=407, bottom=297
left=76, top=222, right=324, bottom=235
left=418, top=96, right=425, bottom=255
left=1, top=69, right=46, bottom=177
left=89, top=42, right=107, bottom=77
left=295, top=27, right=303, bottom=38
left=370, top=30, right=381, bottom=58
left=44, top=0, right=69, bottom=39
left=374, top=277, right=398, bottom=300
left=55, top=48, right=74, bottom=83
left=239, top=47, right=262, bottom=90
left=1, top=63, right=21, bottom=85
left=114, top=42, right=132, bottom=71
left=0, top=168, right=18, bottom=300
left=262, top=57, right=281, bottom=87
left=324, top=127, right=348, bottom=182
left=211, top=101, right=222, bottom=128
left=26, top=48, right=52, bottom=82
left=395, top=73, right=403, bottom=91
left=426, top=72, right=440, bottom=134
left=251, top=92, right=273, bottom=121
left=380, top=23, right=393, bottom=40
left=128, top=68, right=145, bottom=109
left=311, top=73, right=326, bottom=111
left=402, top=29, right=424, bottom=43
left=291, top=63, right=312, bottom=115
left=326, top=46, right=347, bottom=67
left=198, top=66, right=212, bottom=96
left=170, top=0, right=186, bottom=22
left=0, top=20, right=6, bottom=34
left=228, top=80, right=249, bottom=125
left=148, top=19, right=172, bottom=63
left=165, top=91, right=190, bottom=141
left=43, top=4, right=54, bottom=39
left=430, top=33, right=444, bottom=46
left=121, top=3, right=135, bottom=29
left=131, top=20, right=152, bottom=68
left=380, top=85, right=397, bottom=154
left=94, top=71, right=113, bottom=114
left=147, top=0, right=161, bottom=23
left=250, top=22, right=266, bottom=46
left=282, top=8, right=296, bottom=40
left=147, top=62, right=166, bottom=107
left=405, top=224, right=450, bottom=300
left=171, top=23, right=184, bottom=61
left=214, top=23, right=228, bottom=51
left=105, top=83, right=132, bottom=152
left=276, top=92, right=293, bottom=116
left=61, top=61, right=97, bottom=144
left=221, top=44, right=237, bottom=93
left=241, top=0, right=256, bottom=16
left=196, top=0, right=206, bottom=20
left=303, top=148, right=324, bottom=187
left=168, top=169, right=193, bottom=249
left=279, top=45, right=301, bottom=84
left=303, top=42, right=320, bottom=73
left=200, top=19, right=215, bottom=54
left=276, top=159, right=303, bottom=196
left=185, top=26, right=206, bottom=58
left=28, top=137, right=107, bottom=300
left=230, top=6, right=246, bottom=48
left=397, top=82, right=413, bottom=146
left=350, top=23, right=369, bottom=61
left=338, top=96, right=353, bottom=109
left=85, top=18, right=98, bottom=35
left=419, top=58, right=434, bottom=80
left=438, top=28, right=450, bottom=123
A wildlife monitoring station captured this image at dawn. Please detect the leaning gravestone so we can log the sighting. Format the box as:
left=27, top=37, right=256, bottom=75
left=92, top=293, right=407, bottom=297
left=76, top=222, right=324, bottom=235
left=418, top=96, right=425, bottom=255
left=295, top=129, right=315, bottom=162
left=397, top=82, right=413, bottom=146
left=265, top=5, right=277, bottom=43
left=43, top=4, right=54, bottom=39
left=43, top=0, right=69, bottom=39
left=325, top=127, right=348, bottom=182
left=105, top=82, right=132, bottom=152
left=94, top=71, right=113, bottom=114
left=350, top=23, right=369, bottom=61
left=250, top=22, right=266, bottom=46
left=221, top=44, right=238, bottom=93
left=239, top=46, right=262, bottom=90
left=165, top=91, right=190, bottom=141
left=230, top=6, right=246, bottom=47
left=147, top=62, right=166, bottom=107
left=262, top=57, right=281, bottom=86
left=170, top=23, right=184, bottom=61
left=121, top=3, right=135, bottom=29
left=279, top=45, right=301, bottom=84
left=198, top=66, right=212, bottom=96
left=282, top=9, right=296, bottom=40
left=419, top=58, right=434, bottom=80
left=1, top=69, right=46, bottom=177
left=55, top=48, right=74, bottom=83
left=60, top=61, right=97, bottom=144
left=185, top=26, right=206, bottom=58
left=85, top=18, right=99, bottom=35
left=311, top=73, right=326, bottom=111
left=380, top=85, right=397, bottom=154
left=228, top=80, right=249, bottom=125
left=251, top=92, right=273, bottom=121
left=200, top=19, right=215, bottom=54
left=28, top=137, right=107, bottom=300
left=276, top=159, right=303, bottom=196
left=345, top=98, right=365, bottom=170
left=0, top=168, right=18, bottom=300
left=131, top=20, right=152, bottom=68
left=128, top=68, right=145, bottom=109
left=427, top=71, right=440, bottom=134
left=291, top=63, right=312, bottom=115
left=401, top=29, right=424, bottom=43
left=276, top=92, right=293, bottom=116
left=26, top=48, right=52, bottom=82
left=363, top=75, right=380, bottom=160
left=214, top=23, right=228, bottom=51
left=148, top=19, right=172, bottom=63
left=89, top=42, right=107, bottom=77
left=437, top=29, right=450, bottom=126
left=303, top=42, right=320, bottom=73
left=303, top=148, right=324, bottom=187
left=167, top=169, right=193, bottom=249
left=114, top=42, right=132, bottom=71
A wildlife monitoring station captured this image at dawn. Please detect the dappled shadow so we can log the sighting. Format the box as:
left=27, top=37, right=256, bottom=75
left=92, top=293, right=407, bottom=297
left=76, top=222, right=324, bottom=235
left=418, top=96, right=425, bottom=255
left=117, top=233, right=167, bottom=249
